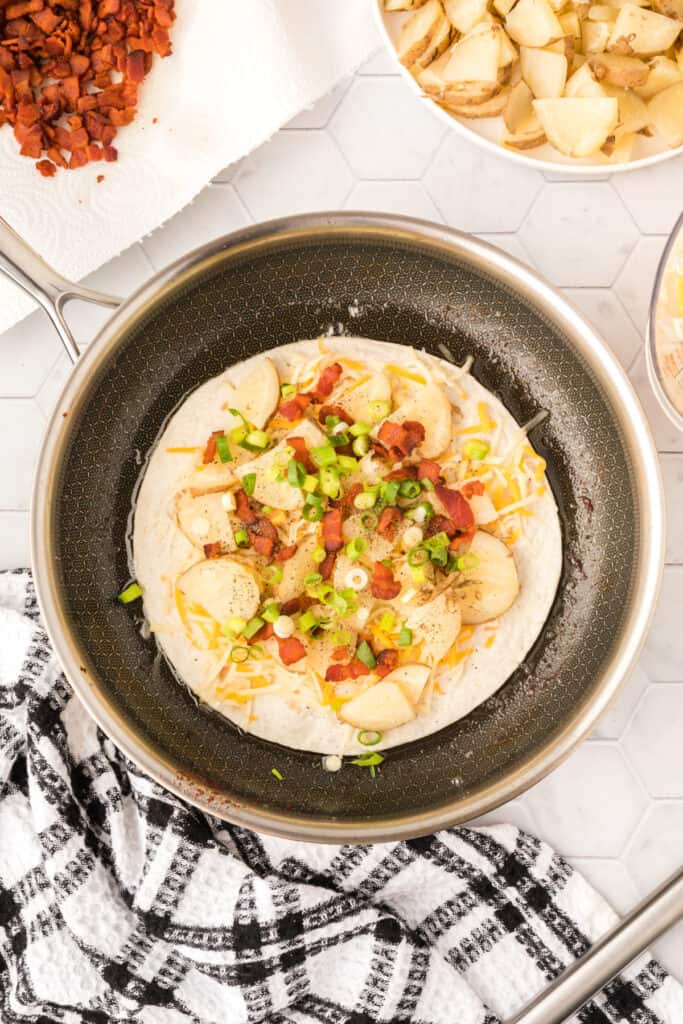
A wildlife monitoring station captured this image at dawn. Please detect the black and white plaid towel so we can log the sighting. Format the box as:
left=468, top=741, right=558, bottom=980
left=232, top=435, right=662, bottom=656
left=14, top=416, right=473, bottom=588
left=1, top=570, right=682, bottom=1024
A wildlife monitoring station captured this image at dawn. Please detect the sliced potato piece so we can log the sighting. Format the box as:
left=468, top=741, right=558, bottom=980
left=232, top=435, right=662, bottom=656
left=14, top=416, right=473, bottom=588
left=564, top=61, right=608, bottom=95
left=581, top=19, right=612, bottom=50
left=589, top=3, right=617, bottom=19
left=381, top=664, right=432, bottom=704
left=388, top=379, right=454, bottom=458
left=494, top=0, right=517, bottom=18
left=648, top=80, right=683, bottom=146
left=545, top=35, right=576, bottom=56
left=231, top=358, right=280, bottom=430
left=504, top=126, right=548, bottom=146
left=444, top=86, right=511, bottom=115
left=442, top=23, right=501, bottom=84
left=177, top=558, right=260, bottom=624
left=520, top=45, right=568, bottom=95
left=454, top=530, right=520, bottom=624
left=406, top=589, right=462, bottom=666
left=559, top=9, right=582, bottom=37
left=608, top=4, right=682, bottom=54
left=589, top=51, right=651, bottom=83
left=602, top=130, right=637, bottom=159
left=340, top=682, right=416, bottom=731
left=505, top=0, right=564, bottom=47
left=533, top=95, right=619, bottom=153
left=650, top=0, right=683, bottom=17
left=411, top=12, right=453, bottom=70
left=602, top=83, right=650, bottom=130
left=418, top=47, right=459, bottom=94
left=386, top=0, right=429, bottom=9
left=275, top=535, right=319, bottom=605
left=236, top=420, right=325, bottom=511
left=398, top=0, right=447, bottom=66
left=635, top=54, right=682, bottom=97
left=337, top=371, right=392, bottom=424
left=176, top=491, right=236, bottom=551
left=497, top=27, right=521, bottom=65
left=444, top=0, right=489, bottom=32
left=504, top=78, right=537, bottom=129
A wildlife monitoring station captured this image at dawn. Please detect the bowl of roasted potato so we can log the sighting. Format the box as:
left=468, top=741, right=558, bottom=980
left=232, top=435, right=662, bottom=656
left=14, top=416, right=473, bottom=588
left=375, top=0, right=683, bottom=170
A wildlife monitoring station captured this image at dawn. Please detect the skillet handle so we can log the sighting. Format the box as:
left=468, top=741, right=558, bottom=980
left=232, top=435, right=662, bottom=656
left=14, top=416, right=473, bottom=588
left=506, top=864, right=683, bottom=1024
left=0, top=214, right=122, bottom=363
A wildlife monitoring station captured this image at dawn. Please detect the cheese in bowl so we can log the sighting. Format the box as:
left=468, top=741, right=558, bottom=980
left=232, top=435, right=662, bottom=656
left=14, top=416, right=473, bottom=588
left=131, top=338, right=561, bottom=757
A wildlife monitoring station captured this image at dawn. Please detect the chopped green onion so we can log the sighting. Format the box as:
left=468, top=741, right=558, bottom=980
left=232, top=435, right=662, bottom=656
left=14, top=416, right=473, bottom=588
left=422, top=478, right=435, bottom=492
left=243, top=616, right=265, bottom=640
left=229, top=408, right=251, bottom=431
left=398, top=479, right=422, bottom=499
left=280, top=383, right=296, bottom=399
left=463, top=439, right=490, bottom=461
left=312, top=546, right=326, bottom=564
left=226, top=616, right=247, bottom=635
left=118, top=582, right=142, bottom=604
left=349, top=421, right=371, bottom=437
left=381, top=480, right=399, bottom=504
left=456, top=553, right=480, bottom=572
left=423, top=532, right=450, bottom=552
left=230, top=425, right=247, bottom=446
left=230, top=646, right=249, bottom=663
left=248, top=644, right=265, bottom=659
left=398, top=623, right=413, bottom=647
left=417, top=501, right=435, bottom=521
left=407, top=546, right=429, bottom=567
left=346, top=536, right=367, bottom=561
left=311, top=443, right=337, bottom=468
left=242, top=473, right=256, bottom=497
left=325, top=414, right=341, bottom=430
left=304, top=572, right=323, bottom=588
left=379, top=611, right=395, bottom=633
left=303, top=493, right=324, bottom=522
left=328, top=432, right=350, bottom=448
left=368, top=399, right=391, bottom=422
left=298, top=609, right=319, bottom=632
left=326, top=590, right=350, bottom=615
left=235, top=529, right=250, bottom=547
left=262, top=564, right=283, bottom=584
left=355, top=640, right=376, bottom=669
left=358, top=730, right=382, bottom=746
left=445, top=555, right=459, bottom=574
left=303, top=474, right=318, bottom=493
left=215, top=434, right=233, bottom=463
left=262, top=506, right=273, bottom=516
left=360, top=511, right=378, bottom=530
left=311, top=582, right=335, bottom=603
left=244, top=429, right=269, bottom=451
left=354, top=490, right=376, bottom=511
left=331, top=629, right=353, bottom=645
left=351, top=750, right=385, bottom=778
left=262, top=603, right=280, bottom=623
left=287, top=459, right=307, bottom=488
left=265, top=466, right=281, bottom=482
left=337, top=455, right=358, bottom=475
left=271, top=767, right=284, bottom=781
left=319, top=466, right=341, bottom=498
left=352, top=435, right=370, bottom=457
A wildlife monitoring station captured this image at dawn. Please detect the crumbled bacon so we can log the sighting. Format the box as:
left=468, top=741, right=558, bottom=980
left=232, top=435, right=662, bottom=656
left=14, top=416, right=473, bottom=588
left=252, top=621, right=274, bottom=643
left=449, top=525, right=476, bottom=551
left=424, top=514, right=457, bottom=540
left=248, top=517, right=279, bottom=559
left=278, top=393, right=311, bottom=421
left=370, top=561, right=401, bottom=601
left=276, top=636, right=306, bottom=666
left=377, top=419, right=425, bottom=460
left=235, top=489, right=257, bottom=525
left=311, top=362, right=342, bottom=403
left=377, top=506, right=402, bottom=541
left=280, top=596, right=313, bottom=616
left=435, top=485, right=474, bottom=530
left=375, top=649, right=399, bottom=678
left=287, top=435, right=315, bottom=473
left=460, top=480, right=485, bottom=499
left=418, top=460, right=443, bottom=485
left=322, top=508, right=344, bottom=553
left=318, top=403, right=352, bottom=426
left=202, top=430, right=223, bottom=465
left=274, top=544, right=298, bottom=563
left=319, top=551, right=336, bottom=581
left=384, top=464, right=418, bottom=482
left=203, top=542, right=221, bottom=559
left=0, top=0, right=175, bottom=175
left=333, top=481, right=362, bottom=512
left=331, top=645, right=351, bottom=661
left=325, top=658, right=371, bottom=683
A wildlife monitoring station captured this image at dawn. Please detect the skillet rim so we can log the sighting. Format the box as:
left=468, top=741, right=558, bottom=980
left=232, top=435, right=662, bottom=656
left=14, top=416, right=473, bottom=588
left=30, top=212, right=665, bottom=842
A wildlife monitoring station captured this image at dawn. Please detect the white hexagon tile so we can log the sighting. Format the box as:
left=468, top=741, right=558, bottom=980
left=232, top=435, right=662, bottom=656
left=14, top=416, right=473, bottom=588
left=1, top=48, right=682, bottom=979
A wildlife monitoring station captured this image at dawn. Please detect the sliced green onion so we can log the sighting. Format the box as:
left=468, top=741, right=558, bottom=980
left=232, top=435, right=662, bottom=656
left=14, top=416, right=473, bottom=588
left=379, top=611, right=395, bottom=633
left=262, top=506, right=273, bottom=516
left=456, top=553, right=480, bottom=572
left=368, top=399, right=391, bottom=422
left=352, top=435, right=370, bottom=457
left=337, top=455, right=358, bottom=475
left=463, top=439, right=490, bottom=461
left=312, top=546, right=326, bottom=564
left=235, top=529, right=250, bottom=547
left=351, top=751, right=385, bottom=778
left=319, top=466, right=341, bottom=498
left=118, top=582, right=142, bottom=604
left=303, top=474, right=318, bottom=493
left=407, top=546, right=429, bottom=567
left=328, top=432, right=350, bottom=448
left=398, top=623, right=413, bottom=647
left=354, top=490, right=376, bottom=511
left=303, top=493, right=324, bottom=522
left=230, top=646, right=249, bottom=663
left=230, top=425, right=247, bottom=446
left=423, top=532, right=450, bottom=552
left=271, top=767, right=284, bottom=781
left=262, top=602, right=280, bottom=623
left=398, top=479, right=422, bottom=499
left=242, top=473, right=256, bottom=497
left=226, top=616, right=247, bottom=635
left=280, top=383, right=296, bottom=399
left=287, top=459, right=307, bottom=488
left=331, top=628, right=353, bottom=645
left=326, top=590, right=350, bottom=615
left=417, top=501, right=435, bottom=520
left=243, top=616, right=265, bottom=640
left=229, top=408, right=251, bottom=431
left=358, top=730, right=382, bottom=746
left=244, top=429, right=269, bottom=451
left=325, top=414, right=341, bottom=430
left=311, top=443, right=337, bottom=468
left=312, top=582, right=335, bottom=603
left=355, top=640, right=376, bottom=669
left=298, top=609, right=319, bottom=632
left=248, top=644, right=265, bottom=659
left=262, top=564, right=283, bottom=584
left=349, top=421, right=371, bottom=437
left=445, top=555, right=459, bottom=574
left=346, top=536, right=367, bottom=561
left=360, top=511, right=378, bottom=530
left=381, top=480, right=399, bottom=504
left=265, top=466, right=281, bottom=482
left=215, top=433, right=233, bottom=463
left=422, top=478, right=435, bottom=492
left=304, top=572, right=323, bottom=588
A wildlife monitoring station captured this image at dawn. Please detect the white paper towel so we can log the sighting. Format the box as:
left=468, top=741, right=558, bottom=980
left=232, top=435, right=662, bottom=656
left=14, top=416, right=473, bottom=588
left=0, top=0, right=380, bottom=333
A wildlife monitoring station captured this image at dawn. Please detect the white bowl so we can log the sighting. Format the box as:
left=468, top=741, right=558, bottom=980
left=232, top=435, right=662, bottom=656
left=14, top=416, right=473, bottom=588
left=372, top=0, right=683, bottom=175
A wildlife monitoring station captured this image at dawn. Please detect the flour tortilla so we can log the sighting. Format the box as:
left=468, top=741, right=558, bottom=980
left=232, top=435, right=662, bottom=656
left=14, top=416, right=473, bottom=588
left=134, top=338, right=562, bottom=755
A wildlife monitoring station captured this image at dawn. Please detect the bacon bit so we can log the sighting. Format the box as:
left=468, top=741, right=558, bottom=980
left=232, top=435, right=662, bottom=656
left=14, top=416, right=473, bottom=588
left=331, top=645, right=351, bottom=661
left=435, top=485, right=474, bottom=530
left=311, top=362, right=342, bottom=403
left=287, top=435, right=315, bottom=473
left=425, top=514, right=457, bottom=540
left=274, top=544, right=298, bottom=563
left=36, top=158, right=56, bottom=176
left=252, top=621, right=274, bottom=643
left=322, top=508, right=343, bottom=553
left=384, top=464, right=418, bottom=482
left=370, top=439, right=389, bottom=460
left=461, top=480, right=485, bottom=499
left=278, top=393, right=311, bottom=421
left=418, top=459, right=443, bottom=485
left=125, top=48, right=145, bottom=82
left=280, top=595, right=313, bottom=617
left=377, top=419, right=425, bottom=460
left=251, top=535, right=275, bottom=558
left=333, top=481, right=362, bottom=512
left=375, top=649, right=399, bottom=678
left=202, top=429, right=223, bottom=464
left=319, top=551, right=336, bottom=581
left=277, top=636, right=306, bottom=666
left=96, top=173, right=104, bottom=182
left=235, top=489, right=257, bottom=525
left=325, top=658, right=371, bottom=683
left=377, top=506, right=402, bottom=541
left=449, top=525, right=476, bottom=551
left=203, top=542, right=221, bottom=559
left=248, top=516, right=279, bottom=559
left=318, top=403, right=352, bottom=426
left=370, top=561, right=401, bottom=601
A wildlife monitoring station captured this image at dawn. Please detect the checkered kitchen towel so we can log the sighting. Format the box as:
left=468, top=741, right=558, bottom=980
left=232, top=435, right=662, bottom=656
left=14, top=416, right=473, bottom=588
left=2, top=571, right=683, bottom=1024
